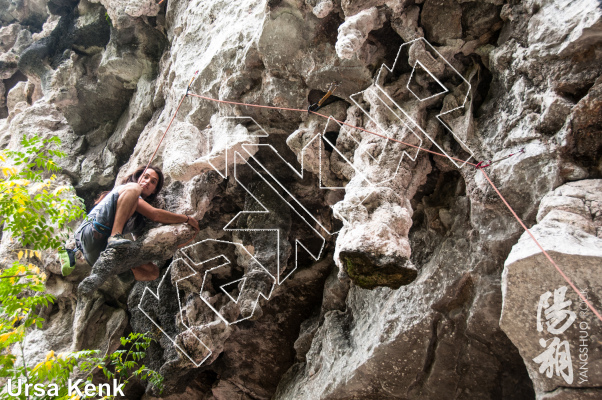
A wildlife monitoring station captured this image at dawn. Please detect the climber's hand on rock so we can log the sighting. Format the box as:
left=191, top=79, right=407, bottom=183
left=187, top=216, right=200, bottom=232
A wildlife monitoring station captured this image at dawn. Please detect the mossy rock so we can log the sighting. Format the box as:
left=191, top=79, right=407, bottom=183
left=340, top=251, right=417, bottom=290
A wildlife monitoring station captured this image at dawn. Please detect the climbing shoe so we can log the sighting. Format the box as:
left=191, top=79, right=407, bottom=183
left=107, top=233, right=132, bottom=248
left=59, top=248, right=77, bottom=276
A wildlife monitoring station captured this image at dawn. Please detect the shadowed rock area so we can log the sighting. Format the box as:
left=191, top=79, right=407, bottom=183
left=1, top=0, right=602, bottom=399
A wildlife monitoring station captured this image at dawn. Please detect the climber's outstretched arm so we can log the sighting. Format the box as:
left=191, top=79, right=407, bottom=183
left=135, top=198, right=200, bottom=231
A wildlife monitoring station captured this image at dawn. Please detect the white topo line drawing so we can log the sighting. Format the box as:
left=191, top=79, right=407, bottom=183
left=138, top=239, right=275, bottom=366
left=139, top=37, right=478, bottom=367
left=138, top=262, right=213, bottom=367
left=350, top=37, right=476, bottom=175
left=178, top=239, right=276, bottom=325
left=224, top=149, right=326, bottom=285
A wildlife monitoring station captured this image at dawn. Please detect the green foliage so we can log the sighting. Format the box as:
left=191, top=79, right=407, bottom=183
left=3, top=349, right=100, bottom=400
left=0, top=261, right=53, bottom=355
left=0, top=135, right=163, bottom=399
left=0, top=332, right=163, bottom=399
left=95, top=332, right=164, bottom=398
left=0, top=135, right=86, bottom=250
left=0, top=134, right=85, bottom=388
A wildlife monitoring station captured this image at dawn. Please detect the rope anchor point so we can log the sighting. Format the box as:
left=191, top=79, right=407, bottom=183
left=475, top=147, right=526, bottom=169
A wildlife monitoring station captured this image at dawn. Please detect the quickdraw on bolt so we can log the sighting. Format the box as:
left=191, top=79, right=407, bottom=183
left=475, top=148, right=525, bottom=169
left=308, top=82, right=340, bottom=112
left=186, top=70, right=199, bottom=96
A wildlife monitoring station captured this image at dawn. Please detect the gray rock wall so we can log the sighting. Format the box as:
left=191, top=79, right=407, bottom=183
left=1, top=0, right=601, bottom=399
left=502, top=180, right=602, bottom=399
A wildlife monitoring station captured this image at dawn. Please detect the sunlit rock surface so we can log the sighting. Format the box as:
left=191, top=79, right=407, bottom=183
left=1, top=0, right=601, bottom=398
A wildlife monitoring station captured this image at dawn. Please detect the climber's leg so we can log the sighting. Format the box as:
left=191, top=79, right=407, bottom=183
left=77, top=248, right=136, bottom=296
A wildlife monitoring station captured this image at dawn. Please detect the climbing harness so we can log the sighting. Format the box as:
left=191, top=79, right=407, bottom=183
left=308, top=82, right=340, bottom=112
left=475, top=148, right=525, bottom=169
left=92, top=219, right=112, bottom=236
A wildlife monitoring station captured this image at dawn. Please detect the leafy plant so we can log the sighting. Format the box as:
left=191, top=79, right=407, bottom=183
left=4, top=349, right=100, bottom=399
left=0, top=135, right=85, bottom=396
left=0, top=135, right=163, bottom=398
left=94, top=332, right=164, bottom=398
left=2, top=332, right=163, bottom=399
left=0, top=135, right=86, bottom=249
left=0, top=261, right=53, bottom=370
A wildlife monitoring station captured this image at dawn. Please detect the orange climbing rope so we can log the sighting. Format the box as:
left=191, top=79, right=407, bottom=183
left=309, top=109, right=479, bottom=168
left=479, top=169, right=602, bottom=322
left=187, top=93, right=309, bottom=113
left=475, top=148, right=525, bottom=169
left=142, top=84, right=602, bottom=322
left=187, top=93, right=479, bottom=168
left=139, top=92, right=188, bottom=181
left=139, top=73, right=200, bottom=181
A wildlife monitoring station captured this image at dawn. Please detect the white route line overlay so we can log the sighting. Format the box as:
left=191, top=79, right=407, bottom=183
left=138, top=262, right=212, bottom=367
left=137, top=239, right=276, bottom=367
left=350, top=36, right=476, bottom=173
left=225, top=148, right=325, bottom=285
left=178, top=240, right=276, bottom=325
left=138, top=37, right=478, bottom=367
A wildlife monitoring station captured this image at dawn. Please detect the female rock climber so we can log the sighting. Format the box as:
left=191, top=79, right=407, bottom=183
left=74, top=165, right=200, bottom=281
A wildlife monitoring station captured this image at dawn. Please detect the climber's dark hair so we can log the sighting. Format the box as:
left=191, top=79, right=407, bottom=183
left=121, top=165, right=164, bottom=202
left=93, top=165, right=165, bottom=205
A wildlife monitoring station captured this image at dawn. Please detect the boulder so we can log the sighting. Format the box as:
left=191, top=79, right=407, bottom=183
left=501, top=180, right=602, bottom=396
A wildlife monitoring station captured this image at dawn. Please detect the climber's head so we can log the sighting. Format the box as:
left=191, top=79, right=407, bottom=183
left=122, top=165, right=165, bottom=201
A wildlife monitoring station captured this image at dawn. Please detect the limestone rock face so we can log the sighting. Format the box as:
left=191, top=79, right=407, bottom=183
left=1, top=0, right=601, bottom=399
left=0, top=0, right=47, bottom=28
left=90, top=0, right=160, bottom=29
left=335, top=7, right=384, bottom=60
left=501, top=180, right=602, bottom=398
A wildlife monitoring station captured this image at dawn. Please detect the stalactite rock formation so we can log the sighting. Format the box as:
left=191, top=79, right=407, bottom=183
left=1, top=0, right=601, bottom=399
